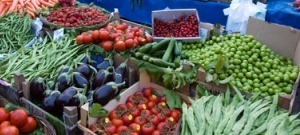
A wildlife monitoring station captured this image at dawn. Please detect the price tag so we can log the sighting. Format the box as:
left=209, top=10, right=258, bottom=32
left=53, top=28, right=64, bottom=41
left=200, top=28, right=208, bottom=40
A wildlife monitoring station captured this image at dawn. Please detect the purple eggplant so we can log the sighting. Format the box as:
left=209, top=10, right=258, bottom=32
left=106, top=66, right=115, bottom=83
left=96, top=57, right=112, bottom=71
left=41, top=90, right=61, bottom=116
left=81, top=55, right=91, bottom=65
left=114, top=73, right=125, bottom=91
left=56, top=72, right=72, bottom=93
left=55, top=86, right=87, bottom=113
left=59, top=65, right=72, bottom=75
left=93, top=81, right=125, bottom=106
left=115, top=59, right=128, bottom=77
left=30, top=77, right=46, bottom=102
left=73, top=72, right=90, bottom=90
left=92, top=69, right=110, bottom=90
left=76, top=64, right=94, bottom=80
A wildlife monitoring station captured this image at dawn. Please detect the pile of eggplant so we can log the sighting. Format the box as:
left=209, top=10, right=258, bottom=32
left=29, top=55, right=129, bottom=116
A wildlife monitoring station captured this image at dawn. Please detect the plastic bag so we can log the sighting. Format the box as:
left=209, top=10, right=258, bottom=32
left=223, top=0, right=266, bottom=34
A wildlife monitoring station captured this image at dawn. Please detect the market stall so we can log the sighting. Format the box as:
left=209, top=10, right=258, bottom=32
left=0, top=0, right=300, bottom=135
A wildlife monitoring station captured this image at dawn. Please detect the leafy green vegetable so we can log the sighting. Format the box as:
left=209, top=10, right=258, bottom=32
left=89, top=103, right=109, bottom=118
left=162, top=90, right=182, bottom=109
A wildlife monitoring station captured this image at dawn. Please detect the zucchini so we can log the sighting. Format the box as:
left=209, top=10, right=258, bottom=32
left=138, top=42, right=156, bottom=53
left=152, top=50, right=165, bottom=58
left=174, top=42, right=182, bottom=56
left=174, top=55, right=181, bottom=67
left=168, top=54, right=174, bottom=63
left=162, top=38, right=176, bottom=61
left=134, top=52, right=147, bottom=59
left=149, top=57, right=176, bottom=68
left=149, top=38, right=171, bottom=54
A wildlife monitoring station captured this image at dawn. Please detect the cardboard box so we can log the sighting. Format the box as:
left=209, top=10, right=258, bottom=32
left=196, top=17, right=300, bottom=112
left=78, top=70, right=188, bottom=135
left=152, top=9, right=201, bottom=43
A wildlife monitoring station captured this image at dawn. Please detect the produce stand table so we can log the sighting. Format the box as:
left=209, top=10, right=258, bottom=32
left=78, top=0, right=300, bottom=30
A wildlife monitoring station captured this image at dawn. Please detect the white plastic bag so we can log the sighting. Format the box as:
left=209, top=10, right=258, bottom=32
left=223, top=0, right=266, bottom=34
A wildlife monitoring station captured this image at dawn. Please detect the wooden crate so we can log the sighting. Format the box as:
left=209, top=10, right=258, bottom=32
left=77, top=70, right=189, bottom=135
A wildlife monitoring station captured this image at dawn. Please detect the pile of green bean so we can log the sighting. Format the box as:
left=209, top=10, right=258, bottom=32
left=0, top=13, right=35, bottom=55
left=0, top=35, right=96, bottom=84
left=181, top=86, right=300, bottom=135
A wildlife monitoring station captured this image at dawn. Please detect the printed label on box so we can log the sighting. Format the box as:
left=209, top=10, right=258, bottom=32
left=200, top=28, right=208, bottom=40
left=53, top=28, right=64, bottom=41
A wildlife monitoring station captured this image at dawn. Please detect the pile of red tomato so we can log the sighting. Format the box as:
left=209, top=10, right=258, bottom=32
left=89, top=87, right=182, bottom=135
left=76, top=22, right=153, bottom=52
left=0, top=108, right=37, bottom=135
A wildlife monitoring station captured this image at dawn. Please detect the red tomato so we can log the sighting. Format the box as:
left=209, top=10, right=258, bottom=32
left=138, top=37, right=147, bottom=45
left=148, top=95, right=160, bottom=104
left=146, top=101, right=155, bottom=109
left=129, top=123, right=141, bottom=133
left=89, top=124, right=97, bottom=132
left=152, top=130, right=160, bottom=135
left=134, top=91, right=144, bottom=97
left=125, top=33, right=134, bottom=40
left=141, top=123, right=155, bottom=135
left=133, top=38, right=139, bottom=47
left=0, top=121, right=11, bottom=129
left=92, top=30, right=100, bottom=41
left=149, top=115, right=160, bottom=125
left=157, top=122, right=167, bottom=131
left=122, top=114, right=134, bottom=125
left=126, top=95, right=135, bottom=104
left=162, top=108, right=171, bottom=117
left=19, top=116, right=37, bottom=134
left=132, top=27, right=139, bottom=33
left=140, top=110, right=151, bottom=117
left=130, top=132, right=139, bottom=135
left=99, top=30, right=110, bottom=41
left=126, top=102, right=135, bottom=108
left=0, top=108, right=9, bottom=123
left=106, top=25, right=114, bottom=31
left=129, top=108, right=140, bottom=118
left=111, top=119, right=123, bottom=128
left=109, top=110, right=119, bottom=120
left=115, top=41, right=126, bottom=51
left=157, top=113, right=167, bottom=122
left=160, top=96, right=166, bottom=102
left=170, top=111, right=181, bottom=122
left=137, top=104, right=147, bottom=111
left=165, top=117, right=177, bottom=125
left=143, top=87, right=153, bottom=97
left=121, top=23, right=128, bottom=30
left=117, top=126, right=128, bottom=134
left=76, top=35, right=84, bottom=44
left=146, top=36, right=153, bottom=43
left=117, top=104, right=127, bottom=110
left=125, top=39, right=134, bottom=49
left=105, top=125, right=116, bottom=134
left=134, top=116, right=146, bottom=126
left=158, top=102, right=168, bottom=109
left=116, top=25, right=125, bottom=31
left=102, top=41, right=114, bottom=52
left=0, top=125, right=19, bottom=135
left=173, top=109, right=182, bottom=115
left=10, top=109, right=28, bottom=128
left=83, top=33, right=93, bottom=44
left=150, top=107, right=161, bottom=115
left=139, top=97, right=149, bottom=104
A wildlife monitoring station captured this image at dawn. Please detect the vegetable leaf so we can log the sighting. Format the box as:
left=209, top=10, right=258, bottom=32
left=218, top=76, right=233, bottom=84
left=163, top=90, right=182, bottom=109
left=89, top=103, right=109, bottom=118
left=206, top=73, right=214, bottom=82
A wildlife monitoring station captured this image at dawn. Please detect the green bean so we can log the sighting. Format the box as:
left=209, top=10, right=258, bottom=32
left=232, top=102, right=250, bottom=135
left=288, top=119, right=300, bottom=132
left=187, top=107, right=197, bottom=135
left=212, top=96, right=222, bottom=130
left=223, top=103, right=245, bottom=134
left=181, top=103, right=189, bottom=135
left=265, top=113, right=289, bottom=135
left=215, top=105, right=234, bottom=134
left=205, top=96, right=216, bottom=126
left=276, top=117, right=289, bottom=135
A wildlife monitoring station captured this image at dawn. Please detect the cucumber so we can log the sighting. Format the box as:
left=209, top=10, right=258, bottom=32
left=152, top=50, right=165, bottom=58
left=162, top=39, right=176, bottom=61
left=174, top=55, right=182, bottom=67
left=168, top=54, right=174, bottom=63
left=174, top=42, right=182, bottom=56
left=142, top=55, right=150, bottom=61
left=149, top=38, right=171, bottom=54
left=149, top=57, right=176, bottom=68
left=138, top=42, right=157, bottom=53
left=134, top=52, right=147, bottom=59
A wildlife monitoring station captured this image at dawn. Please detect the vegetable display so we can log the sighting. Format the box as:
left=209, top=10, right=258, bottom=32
left=0, top=105, right=39, bottom=135
left=76, top=21, right=153, bottom=52
left=89, top=87, right=182, bottom=135
left=0, top=35, right=91, bottom=84
left=181, top=86, right=300, bottom=135
left=0, top=0, right=57, bottom=18
left=182, top=34, right=299, bottom=98
left=0, top=13, right=34, bottom=56
left=153, top=14, right=199, bottom=37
